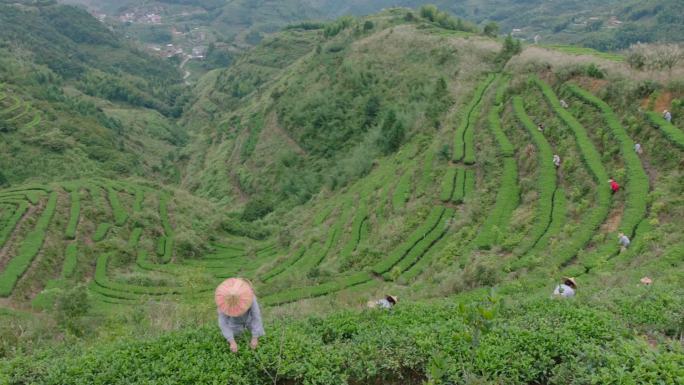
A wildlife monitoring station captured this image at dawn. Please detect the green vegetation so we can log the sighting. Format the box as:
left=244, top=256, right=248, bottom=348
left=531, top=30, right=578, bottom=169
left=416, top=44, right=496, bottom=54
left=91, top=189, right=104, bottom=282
left=5, top=294, right=682, bottom=385
left=439, top=168, right=456, bottom=202
left=61, top=243, right=78, bottom=279
left=391, top=172, right=412, bottom=210
left=372, top=206, right=446, bottom=275
left=0, top=5, right=682, bottom=383
left=567, top=85, right=649, bottom=237
left=64, top=188, right=80, bottom=240
left=453, top=75, right=495, bottom=163
left=0, top=202, right=28, bottom=249
left=451, top=168, right=466, bottom=204
left=92, top=223, right=111, bottom=242
left=533, top=77, right=611, bottom=266
left=512, top=97, right=558, bottom=254
left=0, top=192, right=57, bottom=296
left=645, top=111, right=684, bottom=150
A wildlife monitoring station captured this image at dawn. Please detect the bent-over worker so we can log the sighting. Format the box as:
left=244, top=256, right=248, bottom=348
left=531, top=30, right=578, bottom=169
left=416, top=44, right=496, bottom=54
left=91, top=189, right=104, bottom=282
left=367, top=295, right=398, bottom=309
left=553, top=277, right=577, bottom=298
left=216, top=278, right=265, bottom=353
left=618, top=232, right=631, bottom=252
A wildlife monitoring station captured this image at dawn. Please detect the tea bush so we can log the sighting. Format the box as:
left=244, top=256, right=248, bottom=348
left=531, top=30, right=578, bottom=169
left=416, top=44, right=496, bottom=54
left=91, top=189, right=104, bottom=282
left=567, top=84, right=649, bottom=238
left=512, top=96, right=557, bottom=254
left=4, top=297, right=681, bottom=385
left=645, top=111, right=684, bottom=150
left=0, top=192, right=57, bottom=296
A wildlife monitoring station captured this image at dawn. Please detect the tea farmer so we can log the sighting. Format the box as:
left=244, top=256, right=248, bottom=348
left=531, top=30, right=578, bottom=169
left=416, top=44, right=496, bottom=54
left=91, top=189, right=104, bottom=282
left=553, top=154, right=561, bottom=168
left=216, top=278, right=265, bottom=353
left=553, top=277, right=577, bottom=298
left=367, top=295, right=398, bottom=309
left=560, top=99, right=569, bottom=108
left=634, top=143, right=643, bottom=155
left=608, top=178, right=620, bottom=194
left=663, top=110, right=672, bottom=123
left=618, top=232, right=631, bottom=251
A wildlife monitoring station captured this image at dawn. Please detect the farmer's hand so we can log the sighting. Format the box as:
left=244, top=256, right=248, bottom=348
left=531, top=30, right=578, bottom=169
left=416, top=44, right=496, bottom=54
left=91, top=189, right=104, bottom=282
left=250, top=337, right=259, bottom=350
left=229, top=340, right=238, bottom=353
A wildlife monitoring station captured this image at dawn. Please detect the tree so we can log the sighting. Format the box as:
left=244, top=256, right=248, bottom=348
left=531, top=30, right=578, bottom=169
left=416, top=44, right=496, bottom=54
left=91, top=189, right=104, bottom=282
left=495, top=34, right=522, bottom=65
left=364, top=95, right=381, bottom=128
left=0, top=171, right=8, bottom=187
left=420, top=4, right=439, bottom=22
left=378, top=109, right=405, bottom=154
left=652, top=44, right=684, bottom=74
left=483, top=22, right=499, bottom=37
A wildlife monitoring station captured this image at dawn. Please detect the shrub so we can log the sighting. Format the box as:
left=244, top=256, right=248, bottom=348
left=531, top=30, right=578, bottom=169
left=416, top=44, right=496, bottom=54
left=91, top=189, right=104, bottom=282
left=339, top=201, right=368, bottom=266
left=127, top=227, right=143, bottom=248
left=106, top=186, right=128, bottom=226
left=451, top=168, right=466, bottom=204
left=0, top=201, right=28, bottom=249
left=378, top=109, right=405, bottom=155
left=64, top=189, right=80, bottom=240
left=391, top=172, right=412, bottom=211
left=439, top=168, right=456, bottom=202
left=241, top=197, right=274, bottom=222
left=54, top=284, right=90, bottom=335
left=372, top=206, right=446, bottom=274
left=61, top=243, right=78, bottom=279
left=454, top=75, right=495, bottom=163
left=7, top=297, right=681, bottom=385
left=420, top=150, right=436, bottom=195
left=0, top=192, right=57, bottom=296
left=92, top=223, right=111, bottom=242
left=475, top=158, right=519, bottom=249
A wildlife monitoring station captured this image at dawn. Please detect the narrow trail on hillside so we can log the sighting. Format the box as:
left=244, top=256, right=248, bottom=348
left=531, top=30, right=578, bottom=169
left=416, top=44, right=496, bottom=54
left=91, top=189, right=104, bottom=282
left=266, top=112, right=307, bottom=156
left=180, top=56, right=191, bottom=84
left=226, top=136, right=249, bottom=203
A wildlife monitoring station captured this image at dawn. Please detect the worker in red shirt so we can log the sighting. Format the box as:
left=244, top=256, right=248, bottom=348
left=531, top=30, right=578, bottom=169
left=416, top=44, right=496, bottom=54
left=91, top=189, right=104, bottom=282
left=608, top=178, right=620, bottom=194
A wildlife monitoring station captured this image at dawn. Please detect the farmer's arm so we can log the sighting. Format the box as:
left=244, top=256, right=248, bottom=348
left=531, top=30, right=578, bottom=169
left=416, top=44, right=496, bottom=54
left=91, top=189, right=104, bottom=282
left=218, top=311, right=235, bottom=342
left=249, top=299, right=265, bottom=338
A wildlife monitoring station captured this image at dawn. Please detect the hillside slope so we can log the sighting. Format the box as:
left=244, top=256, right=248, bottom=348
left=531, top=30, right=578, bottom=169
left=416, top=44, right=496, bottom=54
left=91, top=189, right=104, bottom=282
left=0, top=1, right=187, bottom=186
left=0, top=6, right=683, bottom=385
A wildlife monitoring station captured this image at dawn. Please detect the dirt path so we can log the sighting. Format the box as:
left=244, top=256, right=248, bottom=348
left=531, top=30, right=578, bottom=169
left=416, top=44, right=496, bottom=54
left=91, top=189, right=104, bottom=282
left=601, top=205, right=624, bottom=233
left=226, top=135, right=249, bottom=203
left=0, top=203, right=41, bottom=270
left=266, top=112, right=307, bottom=156
left=180, top=55, right=192, bottom=84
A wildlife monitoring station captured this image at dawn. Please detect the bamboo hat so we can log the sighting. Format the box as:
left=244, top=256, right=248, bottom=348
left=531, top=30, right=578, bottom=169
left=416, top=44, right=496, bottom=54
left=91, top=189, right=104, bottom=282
left=387, top=295, right=398, bottom=304
left=215, top=278, right=254, bottom=317
left=563, top=277, right=577, bottom=288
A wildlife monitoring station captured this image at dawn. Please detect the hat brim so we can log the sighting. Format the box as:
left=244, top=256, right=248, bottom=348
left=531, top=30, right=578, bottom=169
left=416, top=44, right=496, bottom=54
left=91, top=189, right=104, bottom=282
left=215, top=278, right=254, bottom=317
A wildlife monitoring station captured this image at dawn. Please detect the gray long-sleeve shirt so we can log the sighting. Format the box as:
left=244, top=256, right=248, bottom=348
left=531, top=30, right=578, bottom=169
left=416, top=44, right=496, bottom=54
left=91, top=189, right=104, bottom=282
left=218, top=297, right=265, bottom=342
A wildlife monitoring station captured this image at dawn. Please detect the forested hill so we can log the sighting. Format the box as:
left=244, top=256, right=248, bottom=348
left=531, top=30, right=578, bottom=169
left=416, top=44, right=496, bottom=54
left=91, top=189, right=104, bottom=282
left=0, top=1, right=186, bottom=186
left=63, top=0, right=684, bottom=51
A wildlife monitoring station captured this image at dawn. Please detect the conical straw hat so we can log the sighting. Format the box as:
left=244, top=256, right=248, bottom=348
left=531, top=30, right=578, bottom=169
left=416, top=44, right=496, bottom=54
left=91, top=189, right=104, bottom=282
left=215, top=278, right=254, bottom=317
